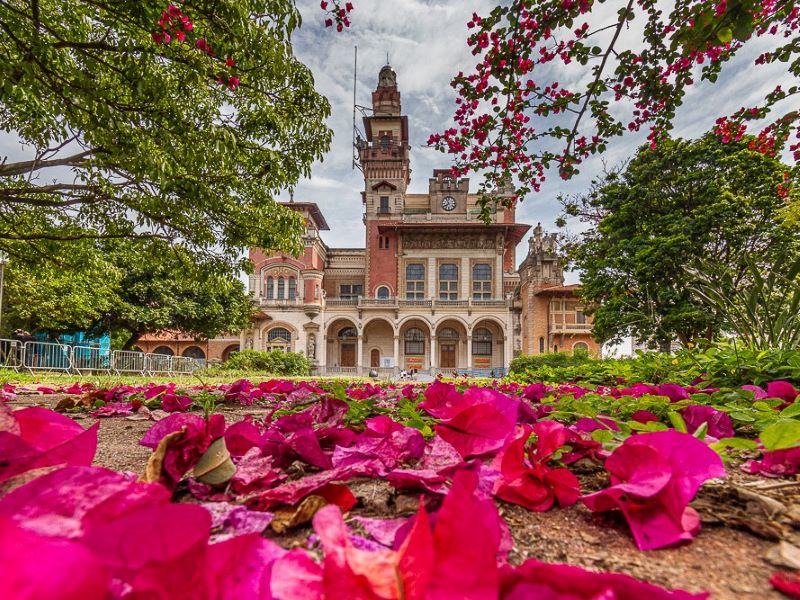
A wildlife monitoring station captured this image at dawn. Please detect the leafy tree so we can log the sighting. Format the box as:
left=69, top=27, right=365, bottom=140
left=691, top=251, right=800, bottom=350
left=4, top=241, right=253, bottom=348
left=562, top=134, right=797, bottom=350
left=0, top=1, right=331, bottom=264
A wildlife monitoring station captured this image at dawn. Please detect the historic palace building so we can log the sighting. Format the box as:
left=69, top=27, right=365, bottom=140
left=138, top=66, right=599, bottom=373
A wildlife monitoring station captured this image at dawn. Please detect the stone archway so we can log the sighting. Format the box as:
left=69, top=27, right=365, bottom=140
left=399, top=318, right=431, bottom=371
left=470, top=318, right=506, bottom=373
left=362, top=317, right=395, bottom=370
left=325, top=317, right=359, bottom=369
left=434, top=318, right=469, bottom=371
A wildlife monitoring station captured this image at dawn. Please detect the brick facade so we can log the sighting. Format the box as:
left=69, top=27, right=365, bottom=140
left=138, top=65, right=599, bottom=368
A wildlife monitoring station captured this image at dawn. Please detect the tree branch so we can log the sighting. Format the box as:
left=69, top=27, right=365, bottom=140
left=0, top=150, right=96, bottom=177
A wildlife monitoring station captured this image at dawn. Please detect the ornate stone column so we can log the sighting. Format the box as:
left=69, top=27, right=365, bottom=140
left=430, top=334, right=437, bottom=371
left=357, top=334, right=364, bottom=375
left=467, top=334, right=473, bottom=371
left=393, top=335, right=400, bottom=374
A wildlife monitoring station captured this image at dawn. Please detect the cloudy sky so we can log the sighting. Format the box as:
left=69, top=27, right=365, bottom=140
left=289, top=0, right=796, bottom=282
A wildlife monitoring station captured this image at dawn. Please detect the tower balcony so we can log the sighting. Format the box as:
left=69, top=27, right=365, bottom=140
left=549, top=322, right=593, bottom=334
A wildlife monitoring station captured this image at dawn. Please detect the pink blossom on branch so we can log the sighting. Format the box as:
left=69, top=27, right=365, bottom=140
left=425, top=0, right=800, bottom=209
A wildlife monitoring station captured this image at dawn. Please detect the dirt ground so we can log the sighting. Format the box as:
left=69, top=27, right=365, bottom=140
left=8, top=392, right=796, bottom=599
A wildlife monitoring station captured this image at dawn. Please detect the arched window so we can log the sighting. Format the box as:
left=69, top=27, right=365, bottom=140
left=153, top=346, right=174, bottom=356
left=539, top=336, right=545, bottom=354
left=277, top=277, right=285, bottom=300
left=553, top=344, right=559, bottom=352
left=338, top=327, right=357, bottom=339
left=288, top=277, right=297, bottom=300
left=266, top=327, right=291, bottom=352
left=377, top=286, right=390, bottom=299
left=438, top=327, right=458, bottom=340
left=266, top=276, right=274, bottom=300
left=268, top=328, right=291, bottom=342
left=182, top=346, right=206, bottom=360
left=472, top=264, right=492, bottom=300
left=573, top=342, right=589, bottom=351
left=404, top=327, right=425, bottom=355
left=472, top=327, right=492, bottom=356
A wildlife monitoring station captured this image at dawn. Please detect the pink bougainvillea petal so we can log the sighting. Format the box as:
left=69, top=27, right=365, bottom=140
left=205, top=533, right=287, bottom=599
left=0, top=466, right=169, bottom=538
left=680, top=405, right=734, bottom=439
left=435, top=402, right=515, bottom=458
left=314, top=504, right=400, bottom=599
left=770, top=571, right=800, bottom=598
left=499, top=559, right=708, bottom=599
left=428, top=469, right=501, bottom=598
left=0, top=515, right=109, bottom=600
left=582, top=430, right=724, bottom=551
left=0, top=407, right=98, bottom=483
left=397, top=502, right=434, bottom=598
left=271, top=548, right=324, bottom=600
left=766, top=381, right=799, bottom=403
left=81, top=503, right=211, bottom=598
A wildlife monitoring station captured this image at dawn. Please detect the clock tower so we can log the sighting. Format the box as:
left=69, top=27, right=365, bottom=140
left=361, top=64, right=410, bottom=296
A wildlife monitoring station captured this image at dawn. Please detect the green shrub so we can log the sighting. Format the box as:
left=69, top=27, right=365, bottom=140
left=509, top=349, right=592, bottom=374
left=220, top=349, right=309, bottom=376
left=679, top=343, right=800, bottom=387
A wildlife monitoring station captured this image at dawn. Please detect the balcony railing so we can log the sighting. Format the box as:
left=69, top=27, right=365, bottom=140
left=550, top=322, right=593, bottom=333
left=323, top=297, right=510, bottom=310
left=258, top=298, right=302, bottom=307
left=325, top=298, right=359, bottom=307
left=399, top=211, right=500, bottom=224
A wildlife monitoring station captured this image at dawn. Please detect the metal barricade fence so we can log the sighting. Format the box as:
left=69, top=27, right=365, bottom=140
left=0, top=339, right=23, bottom=370
left=146, top=353, right=172, bottom=375
left=112, top=350, right=147, bottom=375
left=71, top=345, right=111, bottom=374
left=23, top=341, right=72, bottom=372
left=170, top=356, right=201, bottom=374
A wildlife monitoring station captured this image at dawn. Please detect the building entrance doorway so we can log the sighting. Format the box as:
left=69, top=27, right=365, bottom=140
left=440, top=343, right=456, bottom=369
left=370, top=349, right=380, bottom=368
left=340, top=344, right=355, bottom=367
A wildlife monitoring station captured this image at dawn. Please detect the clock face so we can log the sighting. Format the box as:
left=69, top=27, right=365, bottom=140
left=441, top=196, right=456, bottom=211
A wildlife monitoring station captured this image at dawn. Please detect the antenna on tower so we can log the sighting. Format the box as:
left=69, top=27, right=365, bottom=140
left=351, top=46, right=371, bottom=172
left=352, top=45, right=358, bottom=171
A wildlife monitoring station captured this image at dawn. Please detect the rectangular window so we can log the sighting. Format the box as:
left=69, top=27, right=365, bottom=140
left=405, top=264, right=425, bottom=300
left=576, top=311, right=586, bottom=324
left=472, top=263, right=492, bottom=300
left=438, top=263, right=458, bottom=300
left=379, top=196, right=390, bottom=214
left=340, top=284, right=363, bottom=299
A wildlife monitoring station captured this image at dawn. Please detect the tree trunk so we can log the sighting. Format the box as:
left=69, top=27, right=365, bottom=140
left=123, top=331, right=142, bottom=351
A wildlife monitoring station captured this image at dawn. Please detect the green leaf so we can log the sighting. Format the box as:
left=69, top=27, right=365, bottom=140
left=716, top=27, right=733, bottom=43
left=780, top=403, right=800, bottom=418
left=693, top=422, right=708, bottom=440
left=760, top=420, right=800, bottom=451
left=668, top=411, right=688, bottom=433
left=711, top=437, right=758, bottom=450
left=591, top=429, right=615, bottom=443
